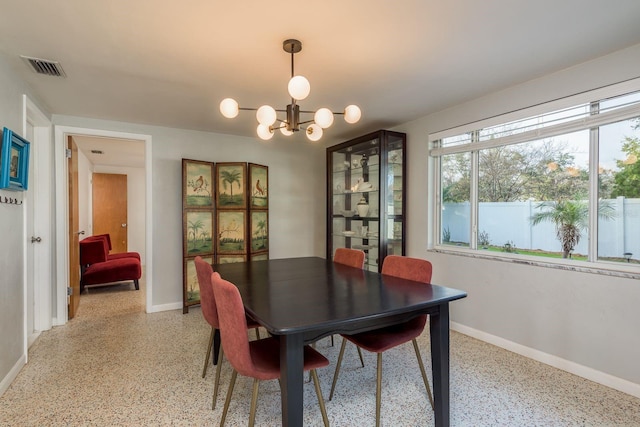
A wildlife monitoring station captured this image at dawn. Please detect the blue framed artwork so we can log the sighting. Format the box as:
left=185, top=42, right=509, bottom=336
left=0, top=127, right=30, bottom=191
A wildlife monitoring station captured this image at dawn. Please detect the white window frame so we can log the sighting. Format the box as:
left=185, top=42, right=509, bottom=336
left=428, top=78, right=640, bottom=277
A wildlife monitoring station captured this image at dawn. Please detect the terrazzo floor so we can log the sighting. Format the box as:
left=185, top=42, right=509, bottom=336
left=1, top=278, right=639, bottom=426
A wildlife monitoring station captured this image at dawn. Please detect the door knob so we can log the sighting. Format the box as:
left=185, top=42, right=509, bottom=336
left=122, top=223, right=127, bottom=227
left=31, top=236, right=42, bottom=243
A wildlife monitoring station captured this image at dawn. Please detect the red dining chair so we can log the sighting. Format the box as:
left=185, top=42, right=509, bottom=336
left=333, top=247, right=365, bottom=269
left=331, top=248, right=365, bottom=364
left=212, top=272, right=330, bottom=427
left=193, top=256, right=261, bottom=410
left=329, top=255, right=435, bottom=427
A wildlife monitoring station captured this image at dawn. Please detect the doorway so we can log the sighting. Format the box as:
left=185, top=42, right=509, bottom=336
left=54, top=126, right=152, bottom=323
left=92, top=173, right=129, bottom=254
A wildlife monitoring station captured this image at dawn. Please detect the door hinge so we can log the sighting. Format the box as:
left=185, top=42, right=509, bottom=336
left=67, top=286, right=73, bottom=296
left=65, top=148, right=72, bottom=158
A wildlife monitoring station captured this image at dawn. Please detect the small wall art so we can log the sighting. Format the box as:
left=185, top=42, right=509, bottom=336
left=249, top=163, right=268, bottom=209
left=250, top=210, right=268, bottom=253
left=0, top=127, right=30, bottom=191
left=217, top=210, right=246, bottom=254
left=216, top=162, right=246, bottom=209
left=183, top=210, right=214, bottom=257
left=183, top=159, right=214, bottom=208
left=251, top=253, right=269, bottom=262
left=184, top=255, right=213, bottom=306
left=216, top=254, right=247, bottom=264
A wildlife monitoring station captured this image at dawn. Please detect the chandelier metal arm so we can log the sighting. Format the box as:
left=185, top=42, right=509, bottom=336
left=299, top=109, right=346, bottom=116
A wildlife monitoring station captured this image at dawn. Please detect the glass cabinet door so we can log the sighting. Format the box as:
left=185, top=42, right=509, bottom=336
left=386, top=136, right=404, bottom=258
left=327, top=130, right=405, bottom=272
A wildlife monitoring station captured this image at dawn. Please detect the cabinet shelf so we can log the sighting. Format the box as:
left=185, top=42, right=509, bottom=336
left=332, top=189, right=379, bottom=196
left=327, top=130, right=406, bottom=272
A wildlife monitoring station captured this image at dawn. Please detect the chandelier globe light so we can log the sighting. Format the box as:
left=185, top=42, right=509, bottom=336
left=220, top=98, right=239, bottom=118
left=288, top=75, right=311, bottom=101
left=219, top=39, right=361, bottom=141
left=257, top=124, right=274, bottom=140
left=344, top=104, right=362, bottom=124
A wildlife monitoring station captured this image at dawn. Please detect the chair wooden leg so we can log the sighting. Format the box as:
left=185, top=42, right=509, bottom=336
left=134, top=279, right=139, bottom=290
left=376, top=353, right=382, bottom=427
left=357, top=346, right=365, bottom=368
left=255, top=327, right=260, bottom=339
left=220, top=370, right=237, bottom=427
left=212, top=351, right=224, bottom=410
left=307, top=343, right=316, bottom=383
left=249, top=378, right=260, bottom=427
left=412, top=338, right=434, bottom=410
left=330, top=335, right=334, bottom=346
left=203, top=327, right=215, bottom=378
left=329, top=338, right=348, bottom=400
left=310, top=369, right=330, bottom=427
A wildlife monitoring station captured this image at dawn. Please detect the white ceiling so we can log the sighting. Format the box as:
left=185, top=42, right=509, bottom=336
left=2, top=0, right=640, bottom=163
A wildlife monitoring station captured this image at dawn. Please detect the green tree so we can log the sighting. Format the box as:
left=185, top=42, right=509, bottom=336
left=442, top=139, right=589, bottom=203
left=187, top=218, right=204, bottom=249
left=610, top=137, right=640, bottom=198
left=530, top=199, right=615, bottom=258
left=255, top=219, right=267, bottom=248
left=442, top=152, right=470, bottom=203
left=220, top=169, right=242, bottom=197
left=520, top=145, right=589, bottom=202
left=478, top=146, right=526, bottom=202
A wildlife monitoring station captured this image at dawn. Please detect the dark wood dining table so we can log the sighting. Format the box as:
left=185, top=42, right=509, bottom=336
left=214, top=256, right=467, bottom=427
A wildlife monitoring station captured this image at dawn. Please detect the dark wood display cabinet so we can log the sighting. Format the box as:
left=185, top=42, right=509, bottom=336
left=326, top=130, right=406, bottom=272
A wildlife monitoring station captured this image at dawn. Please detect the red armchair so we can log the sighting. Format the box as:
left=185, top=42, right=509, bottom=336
left=82, top=233, right=140, bottom=261
left=79, top=235, right=141, bottom=293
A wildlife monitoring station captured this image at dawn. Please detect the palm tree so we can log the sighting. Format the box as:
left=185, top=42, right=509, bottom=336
left=188, top=218, right=204, bottom=249
left=256, top=219, right=267, bottom=248
left=530, top=199, right=615, bottom=258
left=220, top=169, right=241, bottom=197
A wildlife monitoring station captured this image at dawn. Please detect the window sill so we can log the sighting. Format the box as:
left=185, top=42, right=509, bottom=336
left=430, top=246, right=640, bottom=280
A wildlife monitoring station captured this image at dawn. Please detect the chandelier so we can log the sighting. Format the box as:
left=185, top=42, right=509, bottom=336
left=219, top=39, right=361, bottom=142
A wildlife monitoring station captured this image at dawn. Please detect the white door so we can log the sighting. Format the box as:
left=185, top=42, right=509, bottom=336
left=24, top=96, right=52, bottom=352
left=25, top=121, right=37, bottom=346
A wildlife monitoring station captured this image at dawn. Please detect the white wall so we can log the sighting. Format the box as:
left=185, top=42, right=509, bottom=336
left=0, top=53, right=51, bottom=394
left=51, top=115, right=327, bottom=309
left=394, top=43, right=640, bottom=393
left=92, top=165, right=146, bottom=264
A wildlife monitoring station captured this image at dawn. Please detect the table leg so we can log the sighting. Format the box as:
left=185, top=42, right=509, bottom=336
left=280, top=334, right=304, bottom=426
left=430, top=303, right=450, bottom=427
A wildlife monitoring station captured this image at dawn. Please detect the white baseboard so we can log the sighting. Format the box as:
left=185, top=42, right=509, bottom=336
left=0, top=355, right=26, bottom=397
left=451, top=322, right=640, bottom=399
left=27, top=331, right=41, bottom=349
left=147, top=301, right=183, bottom=313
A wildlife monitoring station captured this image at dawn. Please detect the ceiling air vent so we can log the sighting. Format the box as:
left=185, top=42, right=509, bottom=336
left=91, top=150, right=104, bottom=154
left=20, top=55, right=66, bottom=77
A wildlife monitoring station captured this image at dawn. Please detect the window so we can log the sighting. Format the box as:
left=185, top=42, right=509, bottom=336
left=431, top=84, right=640, bottom=269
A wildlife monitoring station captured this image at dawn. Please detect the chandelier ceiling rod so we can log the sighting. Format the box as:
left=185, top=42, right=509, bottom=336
left=219, top=38, right=362, bottom=142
